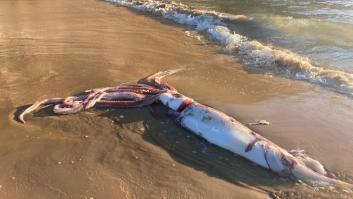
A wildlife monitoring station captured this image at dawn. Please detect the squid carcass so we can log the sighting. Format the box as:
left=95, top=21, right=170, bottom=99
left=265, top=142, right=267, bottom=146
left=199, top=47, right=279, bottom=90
left=17, top=70, right=352, bottom=190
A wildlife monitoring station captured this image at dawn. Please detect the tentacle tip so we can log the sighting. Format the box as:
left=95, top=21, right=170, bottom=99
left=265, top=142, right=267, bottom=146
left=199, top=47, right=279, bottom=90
left=18, top=116, right=26, bottom=124
left=16, top=112, right=27, bottom=124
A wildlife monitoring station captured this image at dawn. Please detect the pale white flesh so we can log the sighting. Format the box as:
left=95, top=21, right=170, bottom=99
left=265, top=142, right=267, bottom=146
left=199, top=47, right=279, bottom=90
left=159, top=92, right=342, bottom=187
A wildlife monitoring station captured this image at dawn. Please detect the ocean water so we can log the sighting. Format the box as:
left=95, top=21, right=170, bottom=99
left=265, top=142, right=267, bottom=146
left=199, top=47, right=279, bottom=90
left=106, top=0, right=353, bottom=98
left=179, top=0, right=353, bottom=70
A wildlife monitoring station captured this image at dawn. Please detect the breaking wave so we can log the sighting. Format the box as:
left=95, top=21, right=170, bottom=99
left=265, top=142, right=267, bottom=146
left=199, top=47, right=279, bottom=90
left=105, top=0, right=353, bottom=97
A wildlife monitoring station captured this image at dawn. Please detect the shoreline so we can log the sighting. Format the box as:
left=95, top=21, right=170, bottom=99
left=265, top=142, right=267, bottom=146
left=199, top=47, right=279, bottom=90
left=0, top=0, right=353, bottom=198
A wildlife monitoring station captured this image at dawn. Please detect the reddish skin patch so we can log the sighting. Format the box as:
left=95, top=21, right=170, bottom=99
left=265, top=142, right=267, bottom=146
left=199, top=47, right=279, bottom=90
left=262, top=144, right=272, bottom=171
left=281, top=153, right=297, bottom=169
left=245, top=132, right=297, bottom=174
left=245, top=132, right=263, bottom=152
left=245, top=132, right=274, bottom=170
left=177, top=99, right=194, bottom=112
left=279, top=153, right=297, bottom=178
left=83, top=91, right=104, bottom=109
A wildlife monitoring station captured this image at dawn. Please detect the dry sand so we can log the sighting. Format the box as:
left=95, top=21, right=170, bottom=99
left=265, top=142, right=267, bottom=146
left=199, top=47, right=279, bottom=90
left=0, top=0, right=353, bottom=198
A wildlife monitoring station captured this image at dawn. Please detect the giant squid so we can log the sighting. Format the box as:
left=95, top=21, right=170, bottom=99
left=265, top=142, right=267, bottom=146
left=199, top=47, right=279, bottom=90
left=17, top=70, right=353, bottom=190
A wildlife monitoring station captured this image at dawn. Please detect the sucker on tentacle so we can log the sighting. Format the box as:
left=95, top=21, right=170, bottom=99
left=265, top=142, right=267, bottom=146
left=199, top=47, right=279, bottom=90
left=16, top=70, right=353, bottom=191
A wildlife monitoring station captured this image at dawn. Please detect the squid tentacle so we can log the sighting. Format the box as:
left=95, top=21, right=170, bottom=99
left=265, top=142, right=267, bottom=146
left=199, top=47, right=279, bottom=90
left=143, top=69, right=183, bottom=90
left=96, top=94, right=161, bottom=108
left=18, top=83, right=164, bottom=122
left=53, top=103, right=84, bottom=115
left=18, top=98, right=64, bottom=123
left=102, top=92, right=146, bottom=101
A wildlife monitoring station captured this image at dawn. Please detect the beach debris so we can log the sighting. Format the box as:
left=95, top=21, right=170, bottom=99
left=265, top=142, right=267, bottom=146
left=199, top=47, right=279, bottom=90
left=247, top=119, right=270, bottom=126
left=83, top=135, right=89, bottom=139
left=57, top=161, right=62, bottom=165
left=10, top=177, right=15, bottom=180
left=16, top=70, right=353, bottom=190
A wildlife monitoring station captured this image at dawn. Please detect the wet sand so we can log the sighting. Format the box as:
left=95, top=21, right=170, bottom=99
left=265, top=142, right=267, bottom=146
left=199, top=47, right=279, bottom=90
left=0, top=0, right=353, bottom=198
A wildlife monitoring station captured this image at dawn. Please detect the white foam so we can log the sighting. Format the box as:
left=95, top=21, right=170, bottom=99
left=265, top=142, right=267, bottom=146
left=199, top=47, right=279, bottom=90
left=105, top=0, right=353, bottom=97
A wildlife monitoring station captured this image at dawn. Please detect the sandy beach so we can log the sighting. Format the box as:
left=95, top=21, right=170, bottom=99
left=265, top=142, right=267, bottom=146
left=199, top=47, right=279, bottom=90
left=1, top=0, right=353, bottom=198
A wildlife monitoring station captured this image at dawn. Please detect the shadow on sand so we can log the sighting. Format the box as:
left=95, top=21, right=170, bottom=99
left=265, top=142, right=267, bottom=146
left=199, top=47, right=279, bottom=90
left=96, top=104, right=294, bottom=195
left=13, top=103, right=293, bottom=195
left=15, top=103, right=348, bottom=198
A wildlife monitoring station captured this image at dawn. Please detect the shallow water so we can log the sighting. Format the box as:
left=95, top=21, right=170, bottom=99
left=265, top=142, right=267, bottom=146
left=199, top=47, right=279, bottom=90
left=106, top=0, right=353, bottom=102
left=179, top=0, right=353, bottom=70
left=1, top=0, right=353, bottom=198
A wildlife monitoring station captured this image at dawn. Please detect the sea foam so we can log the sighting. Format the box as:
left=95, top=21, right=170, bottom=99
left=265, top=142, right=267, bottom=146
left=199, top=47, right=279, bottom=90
left=105, top=0, right=353, bottom=97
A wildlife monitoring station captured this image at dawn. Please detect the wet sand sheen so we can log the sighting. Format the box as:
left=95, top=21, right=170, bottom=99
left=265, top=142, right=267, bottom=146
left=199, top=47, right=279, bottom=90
left=0, top=0, right=352, bottom=198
